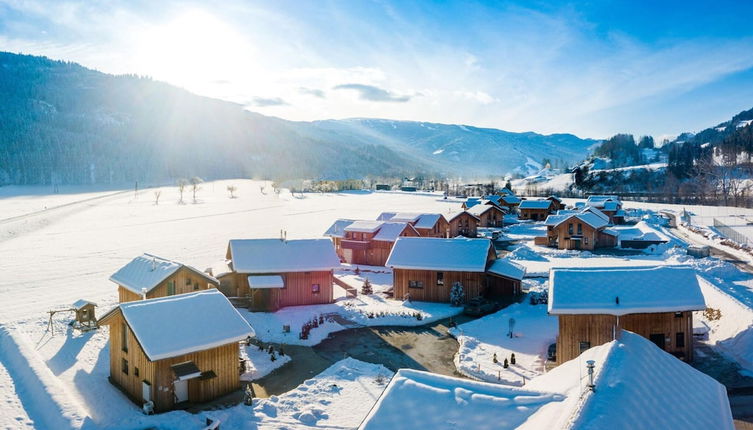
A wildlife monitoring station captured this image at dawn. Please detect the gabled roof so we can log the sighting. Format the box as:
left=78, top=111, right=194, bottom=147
left=72, top=299, right=96, bottom=310
left=206, top=259, right=233, bottom=278
left=463, top=197, right=481, bottom=209
left=359, top=368, right=562, bottom=430
left=445, top=211, right=480, bottom=222
left=487, top=258, right=526, bottom=280
left=582, top=206, right=610, bottom=223
left=547, top=195, right=563, bottom=203
left=548, top=266, right=706, bottom=316
left=386, top=237, right=493, bottom=272
left=585, top=195, right=621, bottom=209
left=413, top=213, right=444, bottom=230
left=373, top=222, right=417, bottom=242
left=602, top=201, right=620, bottom=211
left=616, top=221, right=669, bottom=242
left=248, top=275, right=284, bottom=289
left=550, top=211, right=609, bottom=230
left=388, top=212, right=423, bottom=223
left=345, top=220, right=384, bottom=233
left=323, top=219, right=355, bottom=238
left=227, top=239, right=340, bottom=273
left=116, top=290, right=254, bottom=361
left=376, top=212, right=398, bottom=221
left=524, top=331, right=733, bottom=430
left=466, top=203, right=504, bottom=217
left=501, top=195, right=521, bottom=205
left=109, top=253, right=218, bottom=296
left=483, top=195, right=502, bottom=204
left=519, top=199, right=553, bottom=210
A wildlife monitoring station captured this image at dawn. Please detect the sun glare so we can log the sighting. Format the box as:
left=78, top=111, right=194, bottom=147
left=134, top=10, right=255, bottom=92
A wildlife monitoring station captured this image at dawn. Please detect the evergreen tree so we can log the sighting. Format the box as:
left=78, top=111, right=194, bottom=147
left=361, top=278, right=373, bottom=295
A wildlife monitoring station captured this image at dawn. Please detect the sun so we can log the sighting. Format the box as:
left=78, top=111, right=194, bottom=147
left=133, top=10, right=255, bottom=92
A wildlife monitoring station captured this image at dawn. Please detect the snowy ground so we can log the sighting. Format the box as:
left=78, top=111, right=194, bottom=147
left=240, top=343, right=292, bottom=382
left=6, top=181, right=753, bottom=428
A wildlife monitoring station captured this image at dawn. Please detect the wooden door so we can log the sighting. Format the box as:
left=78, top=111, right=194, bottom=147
left=649, top=333, right=665, bottom=350
left=174, top=379, right=188, bottom=403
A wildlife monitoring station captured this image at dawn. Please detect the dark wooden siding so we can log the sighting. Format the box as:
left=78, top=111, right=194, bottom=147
left=117, top=266, right=217, bottom=303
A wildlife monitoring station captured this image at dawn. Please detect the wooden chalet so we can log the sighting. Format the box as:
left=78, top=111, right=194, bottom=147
left=99, top=290, right=254, bottom=413
left=585, top=195, right=625, bottom=224
left=466, top=203, right=506, bottom=228
left=110, top=254, right=219, bottom=303
left=518, top=199, right=555, bottom=221
left=546, top=196, right=566, bottom=211
left=324, top=219, right=419, bottom=266
left=219, top=238, right=340, bottom=311
left=486, top=258, right=525, bottom=297
left=322, top=218, right=355, bottom=261
left=386, top=237, right=496, bottom=302
left=377, top=212, right=449, bottom=238
left=446, top=211, right=480, bottom=238
left=537, top=208, right=617, bottom=250
left=549, top=266, right=706, bottom=363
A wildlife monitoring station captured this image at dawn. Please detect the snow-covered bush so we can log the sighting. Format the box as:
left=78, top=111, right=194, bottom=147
left=450, top=282, right=464, bottom=306
left=361, top=278, right=373, bottom=295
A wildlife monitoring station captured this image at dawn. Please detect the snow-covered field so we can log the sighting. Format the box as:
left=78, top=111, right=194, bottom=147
left=4, top=180, right=753, bottom=428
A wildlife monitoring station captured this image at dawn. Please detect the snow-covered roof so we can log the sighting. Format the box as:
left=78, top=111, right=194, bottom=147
left=547, top=195, right=563, bottom=203
left=359, top=368, right=563, bottom=430
left=388, top=212, right=423, bottom=223
left=487, top=258, right=526, bottom=280
left=549, top=211, right=609, bottom=230
left=582, top=206, right=610, bottom=223
left=118, top=290, right=254, bottom=361
left=345, top=220, right=384, bottom=233
left=548, top=266, right=706, bottom=316
left=324, top=219, right=355, bottom=238
left=386, top=237, right=493, bottom=272
left=248, top=275, right=284, bottom=289
left=464, top=197, right=481, bottom=208
left=544, top=214, right=569, bottom=226
left=372, top=222, right=415, bottom=242
left=483, top=195, right=502, bottom=204
left=616, top=221, right=669, bottom=242
left=445, top=211, right=480, bottom=222
left=602, top=201, right=620, bottom=211
left=413, top=213, right=443, bottom=229
left=519, top=199, right=552, bottom=210
left=206, top=259, right=233, bottom=278
left=227, top=239, right=340, bottom=273
left=376, top=212, right=397, bottom=221
left=524, top=331, right=733, bottom=430
left=72, top=299, right=96, bottom=310
left=585, top=195, right=621, bottom=209
left=466, top=203, right=502, bottom=217
left=501, top=195, right=521, bottom=204
left=109, top=253, right=217, bottom=295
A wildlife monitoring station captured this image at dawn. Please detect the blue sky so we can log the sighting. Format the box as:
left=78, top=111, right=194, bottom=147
left=2, top=0, right=753, bottom=139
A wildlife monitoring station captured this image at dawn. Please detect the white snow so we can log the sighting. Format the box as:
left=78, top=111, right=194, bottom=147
left=450, top=297, right=558, bottom=385
left=518, top=199, right=552, bottom=210
left=323, top=218, right=355, bottom=237
left=345, top=220, right=385, bottom=233
left=386, top=237, right=493, bottom=272
left=228, top=238, right=341, bottom=273
left=239, top=343, right=291, bottom=381
left=360, top=368, right=563, bottom=430
left=248, top=275, right=285, bottom=289
left=372, top=222, right=414, bottom=242
left=109, top=253, right=183, bottom=295
left=487, top=258, right=526, bottom=280
left=116, top=290, right=254, bottom=360
left=548, top=266, right=706, bottom=316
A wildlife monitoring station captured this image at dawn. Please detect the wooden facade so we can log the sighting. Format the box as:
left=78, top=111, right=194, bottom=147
left=447, top=212, right=479, bottom=238
left=545, top=219, right=617, bottom=250
left=547, top=196, right=566, bottom=211
left=220, top=271, right=334, bottom=312
left=116, top=266, right=218, bottom=303
left=486, top=273, right=522, bottom=297
left=414, top=216, right=450, bottom=238
left=556, top=311, right=694, bottom=363
left=102, top=311, right=241, bottom=413
left=518, top=206, right=552, bottom=221
left=340, top=225, right=419, bottom=266
left=472, top=206, right=505, bottom=227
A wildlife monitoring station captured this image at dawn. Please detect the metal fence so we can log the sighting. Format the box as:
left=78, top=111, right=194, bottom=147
left=713, top=218, right=751, bottom=246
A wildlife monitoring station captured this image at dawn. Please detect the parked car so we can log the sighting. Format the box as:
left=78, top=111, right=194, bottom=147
left=547, top=343, right=557, bottom=362
left=463, top=297, right=501, bottom=316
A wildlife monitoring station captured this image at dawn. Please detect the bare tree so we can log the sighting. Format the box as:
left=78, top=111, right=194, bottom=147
left=153, top=189, right=162, bottom=205
left=189, top=176, right=203, bottom=203
left=227, top=184, right=237, bottom=198
left=177, top=178, right=188, bottom=204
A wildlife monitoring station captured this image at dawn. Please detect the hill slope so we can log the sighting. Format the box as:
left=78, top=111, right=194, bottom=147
left=0, top=52, right=596, bottom=185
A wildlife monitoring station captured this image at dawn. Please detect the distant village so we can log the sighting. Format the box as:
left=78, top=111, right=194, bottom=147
left=67, top=185, right=735, bottom=429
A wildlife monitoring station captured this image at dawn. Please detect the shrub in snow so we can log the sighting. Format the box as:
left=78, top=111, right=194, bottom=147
left=450, top=282, right=464, bottom=306
left=704, top=307, right=722, bottom=321
left=361, top=278, right=373, bottom=295
left=503, top=358, right=509, bottom=369
left=510, top=353, right=516, bottom=365
left=493, top=353, right=498, bottom=363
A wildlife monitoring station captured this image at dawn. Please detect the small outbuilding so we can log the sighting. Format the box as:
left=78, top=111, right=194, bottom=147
left=72, top=299, right=98, bottom=329
left=518, top=199, right=555, bottom=221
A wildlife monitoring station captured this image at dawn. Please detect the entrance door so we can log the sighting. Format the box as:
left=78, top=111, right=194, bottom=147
left=174, top=379, right=188, bottom=403
left=142, top=380, right=152, bottom=403
left=649, top=333, right=666, bottom=350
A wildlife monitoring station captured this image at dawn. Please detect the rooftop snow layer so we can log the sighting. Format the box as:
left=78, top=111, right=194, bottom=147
left=228, top=238, right=340, bottom=273
left=525, top=331, right=733, bottom=430
left=386, top=237, right=492, bottom=272
left=413, top=213, right=443, bottom=229
left=487, top=259, right=526, bottom=280
left=548, top=266, right=706, bottom=316
left=376, top=212, right=397, bottom=221
left=389, top=212, right=423, bottom=223
left=109, top=253, right=216, bottom=295
left=467, top=204, right=500, bottom=216
left=373, top=222, right=414, bottom=242
left=248, top=275, right=284, bottom=289
left=207, top=259, right=233, bottom=278
left=345, top=220, right=385, bottom=233
left=324, top=219, right=355, bottom=238
left=119, top=290, right=254, bottom=361
left=359, top=368, right=563, bottom=430
left=616, top=221, right=669, bottom=242
left=72, top=299, right=96, bottom=310
left=519, top=199, right=552, bottom=210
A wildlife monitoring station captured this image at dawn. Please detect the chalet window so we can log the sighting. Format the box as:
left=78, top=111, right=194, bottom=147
left=579, top=341, right=591, bottom=353
left=311, top=284, right=320, bottom=294
left=584, top=236, right=589, bottom=245
left=194, top=282, right=199, bottom=290
left=167, top=280, right=176, bottom=296
left=568, top=223, right=574, bottom=235
left=676, top=332, right=685, bottom=348
left=674, top=312, right=683, bottom=318
left=122, top=358, right=129, bottom=375
left=134, top=367, right=140, bottom=377
left=437, top=272, right=444, bottom=286
left=408, top=280, right=424, bottom=289
left=577, top=223, right=583, bottom=235
left=185, top=277, right=192, bottom=286
left=121, top=325, right=129, bottom=353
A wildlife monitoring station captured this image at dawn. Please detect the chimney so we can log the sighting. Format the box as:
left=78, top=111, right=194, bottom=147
left=586, top=360, right=596, bottom=391
left=284, top=230, right=287, bottom=242
left=280, top=229, right=284, bottom=241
